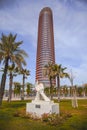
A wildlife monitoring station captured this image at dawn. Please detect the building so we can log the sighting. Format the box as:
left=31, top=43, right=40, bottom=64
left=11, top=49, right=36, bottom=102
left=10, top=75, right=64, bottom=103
left=36, top=7, right=55, bottom=87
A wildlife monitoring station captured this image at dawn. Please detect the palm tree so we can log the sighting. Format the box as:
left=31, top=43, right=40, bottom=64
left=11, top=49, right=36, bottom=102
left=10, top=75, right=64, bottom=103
left=14, top=82, right=21, bottom=98
left=7, top=64, right=18, bottom=102
left=0, top=33, right=28, bottom=105
left=19, top=68, right=30, bottom=100
left=77, top=87, right=83, bottom=97
left=43, top=62, right=55, bottom=100
left=53, top=64, right=69, bottom=102
left=26, top=82, right=32, bottom=97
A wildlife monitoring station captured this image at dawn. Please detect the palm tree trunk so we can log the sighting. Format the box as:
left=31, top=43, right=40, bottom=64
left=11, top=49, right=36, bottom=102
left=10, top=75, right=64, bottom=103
left=0, top=58, right=9, bottom=105
left=50, top=78, right=53, bottom=100
left=8, top=73, right=13, bottom=102
left=57, top=75, right=60, bottom=102
left=21, top=75, right=25, bottom=100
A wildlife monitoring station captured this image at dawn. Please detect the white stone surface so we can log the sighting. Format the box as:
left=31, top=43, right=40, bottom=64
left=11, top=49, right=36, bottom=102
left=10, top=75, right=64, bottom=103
left=26, top=82, right=59, bottom=117
left=26, top=101, right=59, bottom=117
left=34, top=81, right=50, bottom=102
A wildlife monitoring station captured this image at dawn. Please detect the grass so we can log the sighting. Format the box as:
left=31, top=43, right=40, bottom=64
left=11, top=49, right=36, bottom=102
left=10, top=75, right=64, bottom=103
left=0, top=99, right=87, bottom=130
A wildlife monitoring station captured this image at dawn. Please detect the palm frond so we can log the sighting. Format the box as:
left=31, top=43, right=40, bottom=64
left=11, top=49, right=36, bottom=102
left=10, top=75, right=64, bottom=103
left=0, top=33, right=28, bottom=69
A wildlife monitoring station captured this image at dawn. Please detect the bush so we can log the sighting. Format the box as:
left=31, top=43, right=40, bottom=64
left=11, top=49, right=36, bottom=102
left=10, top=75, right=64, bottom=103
left=41, top=112, right=72, bottom=126
left=13, top=110, right=40, bottom=120
left=13, top=110, right=72, bottom=126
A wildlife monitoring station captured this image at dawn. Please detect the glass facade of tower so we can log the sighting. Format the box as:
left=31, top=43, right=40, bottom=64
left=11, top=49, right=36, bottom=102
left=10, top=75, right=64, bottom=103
left=36, top=7, right=55, bottom=86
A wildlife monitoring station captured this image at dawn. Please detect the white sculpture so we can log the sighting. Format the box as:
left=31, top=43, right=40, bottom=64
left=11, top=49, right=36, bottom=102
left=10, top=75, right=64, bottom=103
left=34, top=81, right=50, bottom=102
left=26, top=81, right=59, bottom=116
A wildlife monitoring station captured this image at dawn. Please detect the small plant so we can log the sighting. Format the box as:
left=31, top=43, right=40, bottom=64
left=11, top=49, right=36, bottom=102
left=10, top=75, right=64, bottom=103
left=13, top=111, right=20, bottom=117
left=14, top=110, right=40, bottom=120
left=60, top=111, right=72, bottom=120
left=13, top=109, right=26, bottom=118
left=41, top=112, right=72, bottom=126
left=41, top=113, right=49, bottom=122
left=13, top=109, right=72, bottom=126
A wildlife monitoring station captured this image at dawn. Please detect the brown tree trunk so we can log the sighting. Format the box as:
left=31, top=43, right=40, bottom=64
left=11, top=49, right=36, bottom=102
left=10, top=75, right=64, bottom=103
left=50, top=77, right=53, bottom=100
left=57, top=75, right=60, bottom=102
left=0, top=58, right=9, bottom=106
left=8, top=73, right=13, bottom=102
left=21, top=74, right=25, bottom=100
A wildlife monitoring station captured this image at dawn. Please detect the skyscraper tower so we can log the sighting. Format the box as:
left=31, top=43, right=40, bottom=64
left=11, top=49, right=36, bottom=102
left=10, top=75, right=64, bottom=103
left=36, top=7, right=55, bottom=86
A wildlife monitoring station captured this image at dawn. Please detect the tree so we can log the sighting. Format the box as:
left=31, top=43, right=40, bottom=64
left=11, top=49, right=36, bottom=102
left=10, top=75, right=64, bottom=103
left=68, top=70, right=78, bottom=108
left=14, top=82, right=21, bottom=97
left=43, top=62, right=55, bottom=100
left=62, top=85, right=69, bottom=97
left=52, top=64, right=69, bottom=102
left=7, top=64, right=18, bottom=102
left=83, top=83, right=87, bottom=96
left=26, top=82, right=32, bottom=96
left=19, top=68, right=30, bottom=100
left=77, top=87, right=83, bottom=97
left=0, top=33, right=28, bottom=105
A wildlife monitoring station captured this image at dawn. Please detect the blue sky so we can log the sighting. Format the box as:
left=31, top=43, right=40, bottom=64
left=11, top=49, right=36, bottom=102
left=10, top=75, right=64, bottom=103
left=0, top=0, right=87, bottom=88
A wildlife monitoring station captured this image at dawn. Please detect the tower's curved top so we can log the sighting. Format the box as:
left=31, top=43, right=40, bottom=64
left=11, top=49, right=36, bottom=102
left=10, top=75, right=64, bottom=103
left=40, top=7, right=52, bottom=16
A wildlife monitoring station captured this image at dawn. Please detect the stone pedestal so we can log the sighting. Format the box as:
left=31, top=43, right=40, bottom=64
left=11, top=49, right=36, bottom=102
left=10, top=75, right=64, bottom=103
left=26, top=100, right=59, bottom=117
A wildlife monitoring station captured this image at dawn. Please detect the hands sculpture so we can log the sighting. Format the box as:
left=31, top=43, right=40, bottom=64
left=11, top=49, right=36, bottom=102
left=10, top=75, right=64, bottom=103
left=34, top=81, right=50, bottom=102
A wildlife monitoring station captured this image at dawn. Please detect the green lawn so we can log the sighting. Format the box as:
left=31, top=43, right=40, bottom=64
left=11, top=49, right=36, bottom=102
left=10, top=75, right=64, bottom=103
left=0, top=99, right=87, bottom=130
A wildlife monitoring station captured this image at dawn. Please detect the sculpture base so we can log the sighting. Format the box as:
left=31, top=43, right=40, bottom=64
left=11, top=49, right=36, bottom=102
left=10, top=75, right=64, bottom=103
left=26, top=100, right=59, bottom=117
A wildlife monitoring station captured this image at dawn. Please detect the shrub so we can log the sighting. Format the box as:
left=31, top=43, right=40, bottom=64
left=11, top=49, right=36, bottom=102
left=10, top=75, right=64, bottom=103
left=13, top=110, right=72, bottom=126
left=41, top=112, right=72, bottom=126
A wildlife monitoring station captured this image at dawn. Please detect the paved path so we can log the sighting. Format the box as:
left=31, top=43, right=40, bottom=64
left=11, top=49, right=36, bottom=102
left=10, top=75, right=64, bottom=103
left=3, top=96, right=87, bottom=101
